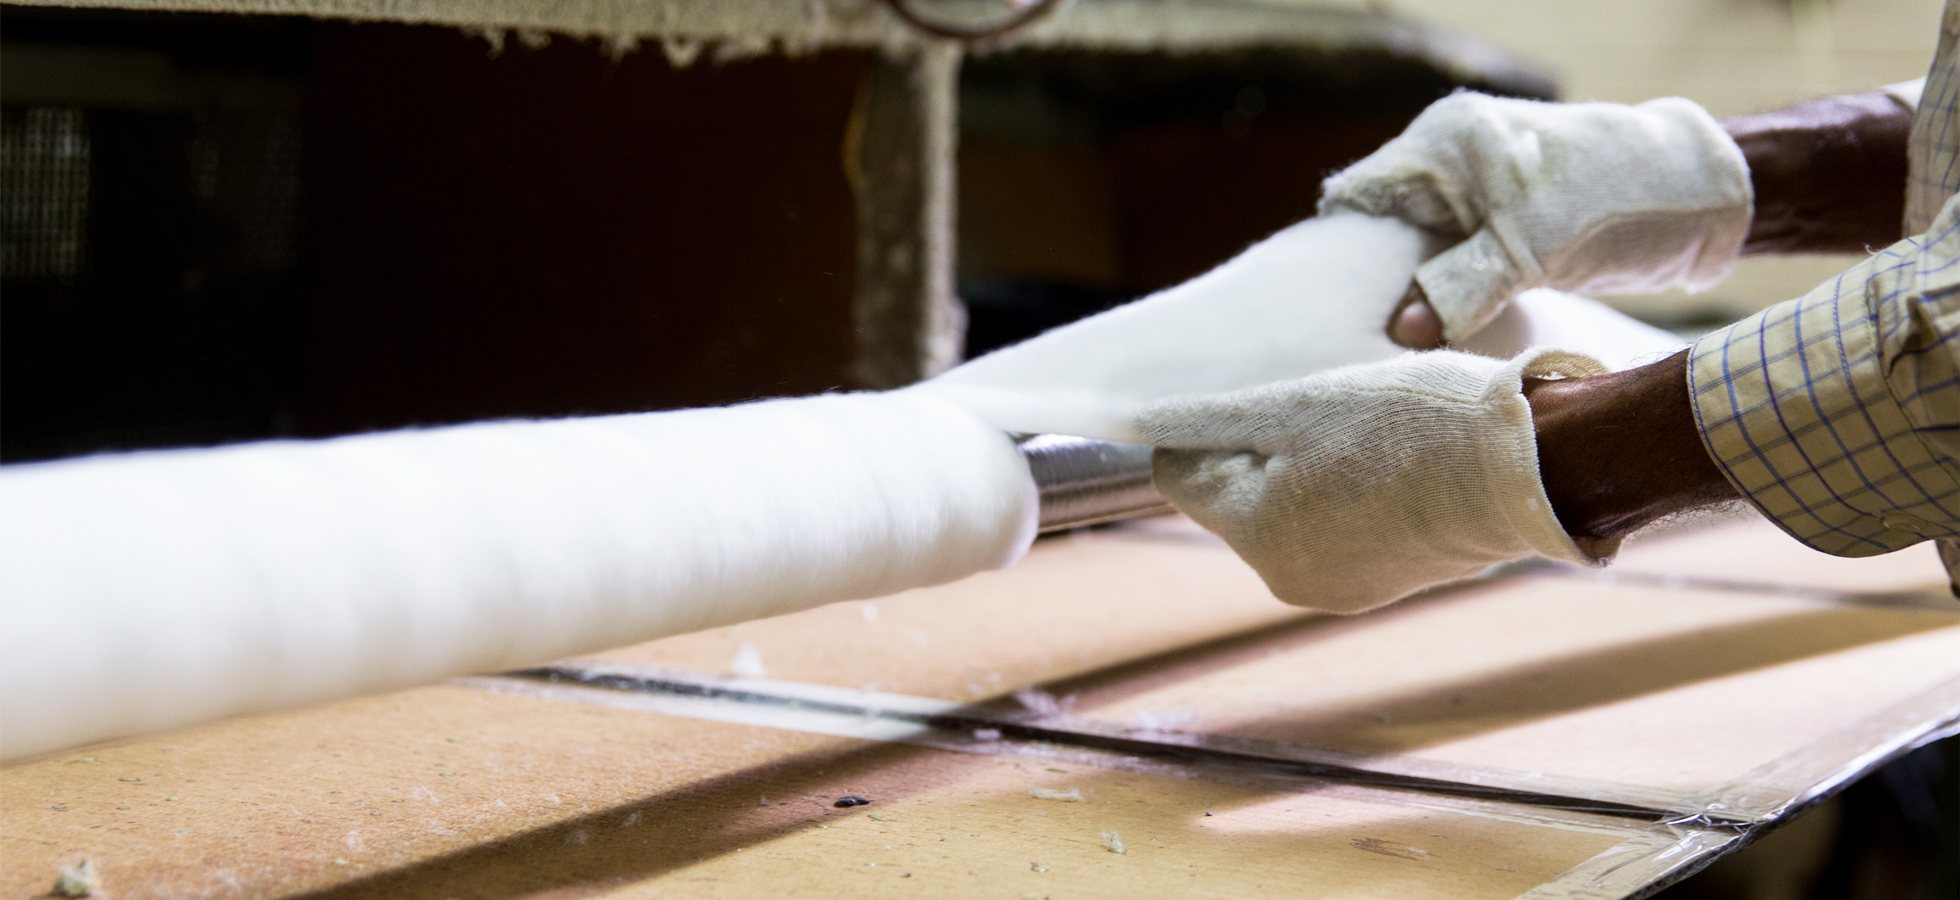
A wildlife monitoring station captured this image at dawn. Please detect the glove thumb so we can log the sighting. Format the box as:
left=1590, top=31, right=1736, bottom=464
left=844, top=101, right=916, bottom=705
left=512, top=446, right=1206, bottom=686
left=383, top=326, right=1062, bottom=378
left=1149, top=448, right=1268, bottom=525
left=1413, top=226, right=1539, bottom=343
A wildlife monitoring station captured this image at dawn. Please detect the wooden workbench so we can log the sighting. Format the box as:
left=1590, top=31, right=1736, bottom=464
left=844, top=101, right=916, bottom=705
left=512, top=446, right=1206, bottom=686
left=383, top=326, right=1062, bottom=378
left=4, top=514, right=1956, bottom=897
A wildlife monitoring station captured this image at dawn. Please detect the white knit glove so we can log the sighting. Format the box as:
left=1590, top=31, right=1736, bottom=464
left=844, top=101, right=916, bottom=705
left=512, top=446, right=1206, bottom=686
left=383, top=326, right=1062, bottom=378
left=1321, top=93, right=1752, bottom=342
left=1139, top=349, right=1617, bottom=614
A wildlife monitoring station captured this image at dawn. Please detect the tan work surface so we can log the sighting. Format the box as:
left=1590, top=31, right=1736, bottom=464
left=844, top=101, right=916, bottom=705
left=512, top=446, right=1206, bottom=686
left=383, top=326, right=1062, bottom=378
left=3, top=684, right=1668, bottom=898
left=5, top=516, right=1956, bottom=897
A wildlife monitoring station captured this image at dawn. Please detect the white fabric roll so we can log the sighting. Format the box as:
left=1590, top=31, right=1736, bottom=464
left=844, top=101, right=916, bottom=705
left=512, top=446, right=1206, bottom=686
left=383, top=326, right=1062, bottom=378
left=0, top=393, right=1036, bottom=761
left=0, top=212, right=1687, bottom=762
left=917, top=214, right=1436, bottom=442
left=919, top=214, right=1685, bottom=443
left=1460, top=287, right=1686, bottom=370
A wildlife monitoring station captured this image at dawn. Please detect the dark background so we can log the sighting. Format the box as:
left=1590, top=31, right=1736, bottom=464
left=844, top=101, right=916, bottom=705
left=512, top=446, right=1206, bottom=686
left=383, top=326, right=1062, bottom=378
left=0, top=7, right=1476, bottom=462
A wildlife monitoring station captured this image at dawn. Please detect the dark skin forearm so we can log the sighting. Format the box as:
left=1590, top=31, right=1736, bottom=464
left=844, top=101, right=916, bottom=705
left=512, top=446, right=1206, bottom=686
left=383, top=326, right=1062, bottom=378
left=1525, top=350, right=1738, bottom=542
left=1725, top=90, right=1912, bottom=255
left=1513, top=95, right=1914, bottom=539
left=1415, top=93, right=1913, bottom=539
left=1382, top=93, right=1910, bottom=537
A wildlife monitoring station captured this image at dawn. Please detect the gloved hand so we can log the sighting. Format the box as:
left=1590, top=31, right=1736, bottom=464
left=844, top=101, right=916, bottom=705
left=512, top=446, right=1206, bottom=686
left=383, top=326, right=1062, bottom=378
left=1321, top=93, right=1752, bottom=344
left=1139, top=349, right=1618, bottom=613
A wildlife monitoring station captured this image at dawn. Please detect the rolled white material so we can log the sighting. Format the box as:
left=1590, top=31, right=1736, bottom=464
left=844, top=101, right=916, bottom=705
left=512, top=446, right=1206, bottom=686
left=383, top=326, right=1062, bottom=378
left=0, top=393, right=1036, bottom=761
left=917, top=214, right=1435, bottom=442
left=917, top=214, right=1687, bottom=443
left=0, top=212, right=1688, bottom=762
left=1462, top=288, right=1687, bottom=371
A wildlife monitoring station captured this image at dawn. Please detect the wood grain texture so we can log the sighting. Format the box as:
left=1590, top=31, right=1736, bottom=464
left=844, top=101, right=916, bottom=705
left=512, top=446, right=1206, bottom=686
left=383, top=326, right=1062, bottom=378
left=0, top=683, right=1640, bottom=898
left=3, top=515, right=1952, bottom=897
left=583, top=515, right=1309, bottom=702
left=1052, top=575, right=1960, bottom=808
left=1606, top=515, right=1952, bottom=596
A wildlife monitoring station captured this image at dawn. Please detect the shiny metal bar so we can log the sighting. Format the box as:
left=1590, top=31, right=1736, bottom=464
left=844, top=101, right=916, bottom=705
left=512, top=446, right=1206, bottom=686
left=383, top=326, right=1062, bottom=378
left=1019, top=434, right=1171, bottom=533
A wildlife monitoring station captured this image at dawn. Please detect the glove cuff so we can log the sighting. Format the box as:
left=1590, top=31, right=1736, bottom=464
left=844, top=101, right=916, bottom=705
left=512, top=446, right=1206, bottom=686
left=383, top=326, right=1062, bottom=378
left=1486, top=348, right=1620, bottom=567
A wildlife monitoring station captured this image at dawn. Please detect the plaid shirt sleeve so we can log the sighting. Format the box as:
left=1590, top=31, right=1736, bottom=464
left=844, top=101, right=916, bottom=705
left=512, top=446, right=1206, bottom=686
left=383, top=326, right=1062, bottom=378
left=1687, top=195, right=1960, bottom=586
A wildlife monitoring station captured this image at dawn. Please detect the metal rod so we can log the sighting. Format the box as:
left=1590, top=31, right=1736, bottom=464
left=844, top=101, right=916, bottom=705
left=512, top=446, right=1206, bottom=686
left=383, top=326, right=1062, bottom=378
left=1019, top=434, right=1170, bottom=533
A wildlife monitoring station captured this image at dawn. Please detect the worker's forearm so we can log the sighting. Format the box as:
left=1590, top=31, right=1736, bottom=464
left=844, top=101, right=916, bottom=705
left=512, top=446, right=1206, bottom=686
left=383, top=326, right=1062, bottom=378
left=1726, top=91, right=1912, bottom=255
left=1526, top=350, right=1737, bottom=543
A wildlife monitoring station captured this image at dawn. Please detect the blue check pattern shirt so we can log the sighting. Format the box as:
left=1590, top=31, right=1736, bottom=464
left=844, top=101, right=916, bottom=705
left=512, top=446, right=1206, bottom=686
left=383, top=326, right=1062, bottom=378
left=1688, top=1, right=1960, bottom=592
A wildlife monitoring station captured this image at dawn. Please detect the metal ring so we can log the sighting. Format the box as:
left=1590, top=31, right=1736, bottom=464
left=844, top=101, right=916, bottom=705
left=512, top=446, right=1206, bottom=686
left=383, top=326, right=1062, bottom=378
left=877, top=0, right=1068, bottom=41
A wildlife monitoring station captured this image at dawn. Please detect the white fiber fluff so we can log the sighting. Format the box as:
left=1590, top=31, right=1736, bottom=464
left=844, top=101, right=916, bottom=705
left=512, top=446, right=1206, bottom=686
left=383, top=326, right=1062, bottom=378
left=1462, top=288, right=1686, bottom=370
left=916, top=214, right=1436, bottom=442
left=0, top=392, right=1036, bottom=761
left=915, top=214, right=1682, bottom=442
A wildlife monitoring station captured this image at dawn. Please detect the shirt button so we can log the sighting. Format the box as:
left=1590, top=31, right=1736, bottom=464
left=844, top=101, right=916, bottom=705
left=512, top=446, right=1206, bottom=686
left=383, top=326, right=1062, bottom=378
left=1881, top=512, right=1931, bottom=535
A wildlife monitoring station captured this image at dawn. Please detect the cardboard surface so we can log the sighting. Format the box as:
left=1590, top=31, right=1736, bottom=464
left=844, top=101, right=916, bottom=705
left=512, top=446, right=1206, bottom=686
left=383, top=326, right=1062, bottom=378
left=1048, top=577, right=1960, bottom=809
left=3, top=515, right=1953, bottom=897
left=2, top=683, right=1643, bottom=899
left=1607, top=515, right=1953, bottom=598
left=590, top=516, right=1312, bottom=703
left=585, top=517, right=1960, bottom=810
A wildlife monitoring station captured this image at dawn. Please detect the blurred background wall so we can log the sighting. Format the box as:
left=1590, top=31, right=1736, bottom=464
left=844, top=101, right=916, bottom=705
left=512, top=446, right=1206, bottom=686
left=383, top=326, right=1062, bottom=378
left=2, top=0, right=1947, bottom=462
